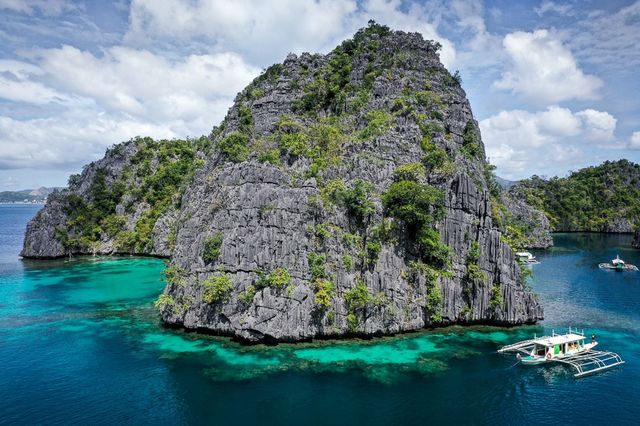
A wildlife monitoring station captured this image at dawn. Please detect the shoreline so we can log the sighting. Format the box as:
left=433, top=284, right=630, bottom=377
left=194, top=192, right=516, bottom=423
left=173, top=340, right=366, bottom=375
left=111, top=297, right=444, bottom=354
left=0, top=202, right=45, bottom=205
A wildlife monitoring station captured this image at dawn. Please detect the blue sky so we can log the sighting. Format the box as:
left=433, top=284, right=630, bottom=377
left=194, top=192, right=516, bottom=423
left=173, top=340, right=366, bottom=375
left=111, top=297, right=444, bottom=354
left=0, top=0, right=639, bottom=190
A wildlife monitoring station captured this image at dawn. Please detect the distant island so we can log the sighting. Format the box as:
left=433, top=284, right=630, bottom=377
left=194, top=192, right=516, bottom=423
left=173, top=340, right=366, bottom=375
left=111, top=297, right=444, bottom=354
left=510, top=159, right=640, bottom=234
left=0, top=187, right=60, bottom=204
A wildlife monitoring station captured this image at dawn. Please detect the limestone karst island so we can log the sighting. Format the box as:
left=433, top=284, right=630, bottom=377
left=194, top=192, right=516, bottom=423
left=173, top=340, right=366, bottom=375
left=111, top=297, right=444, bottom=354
left=23, top=24, right=543, bottom=341
left=2, top=3, right=640, bottom=425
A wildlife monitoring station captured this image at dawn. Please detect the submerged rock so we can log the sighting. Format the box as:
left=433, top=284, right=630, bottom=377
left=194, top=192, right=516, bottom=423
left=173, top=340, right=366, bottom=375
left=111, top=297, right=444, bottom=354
left=22, top=23, right=542, bottom=342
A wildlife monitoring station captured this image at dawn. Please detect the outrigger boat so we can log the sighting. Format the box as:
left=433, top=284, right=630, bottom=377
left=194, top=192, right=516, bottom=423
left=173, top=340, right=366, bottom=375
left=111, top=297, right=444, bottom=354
left=598, top=255, right=638, bottom=271
left=516, top=251, right=539, bottom=264
left=498, top=328, right=625, bottom=378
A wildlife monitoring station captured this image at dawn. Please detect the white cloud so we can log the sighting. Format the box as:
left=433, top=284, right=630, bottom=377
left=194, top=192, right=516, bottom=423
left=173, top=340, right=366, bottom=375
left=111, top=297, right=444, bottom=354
left=445, top=0, right=501, bottom=69
left=126, top=0, right=357, bottom=62
left=0, top=112, right=176, bottom=169
left=534, top=1, right=573, bottom=16
left=124, top=0, right=457, bottom=68
left=575, top=109, right=617, bottom=142
left=0, top=0, right=77, bottom=15
left=570, top=1, right=640, bottom=69
left=630, top=132, right=640, bottom=150
left=0, top=59, right=74, bottom=105
left=480, top=106, right=619, bottom=178
left=0, top=46, right=260, bottom=171
left=494, top=29, right=602, bottom=103
left=33, top=45, right=260, bottom=124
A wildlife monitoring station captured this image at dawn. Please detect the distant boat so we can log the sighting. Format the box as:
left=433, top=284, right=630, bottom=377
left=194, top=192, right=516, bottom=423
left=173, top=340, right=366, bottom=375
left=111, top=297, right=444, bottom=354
left=598, top=255, right=638, bottom=271
left=516, top=251, right=539, bottom=264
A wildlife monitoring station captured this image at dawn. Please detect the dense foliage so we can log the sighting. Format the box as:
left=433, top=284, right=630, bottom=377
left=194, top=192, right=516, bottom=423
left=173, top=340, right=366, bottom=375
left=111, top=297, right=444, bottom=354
left=460, top=121, right=483, bottom=160
left=489, top=282, right=504, bottom=313
left=202, top=273, right=233, bottom=304
left=241, top=267, right=293, bottom=303
left=381, top=179, right=449, bottom=267
left=217, top=132, right=250, bottom=163
left=465, top=241, right=486, bottom=282
left=255, top=267, right=292, bottom=289
left=58, top=137, right=205, bottom=255
left=512, top=160, right=640, bottom=231
left=202, top=233, right=224, bottom=264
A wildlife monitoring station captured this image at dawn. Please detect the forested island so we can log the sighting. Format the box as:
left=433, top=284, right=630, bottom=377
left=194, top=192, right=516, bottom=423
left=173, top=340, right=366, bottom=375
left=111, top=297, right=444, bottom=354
left=511, top=160, right=640, bottom=234
left=21, top=23, right=550, bottom=342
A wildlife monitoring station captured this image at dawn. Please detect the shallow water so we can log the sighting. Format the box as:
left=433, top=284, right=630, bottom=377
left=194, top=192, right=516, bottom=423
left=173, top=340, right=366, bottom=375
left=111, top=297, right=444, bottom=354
left=0, top=205, right=638, bottom=425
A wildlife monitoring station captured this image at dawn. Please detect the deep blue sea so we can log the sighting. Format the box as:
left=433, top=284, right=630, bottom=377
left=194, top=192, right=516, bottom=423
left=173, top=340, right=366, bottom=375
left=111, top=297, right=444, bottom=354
left=1, top=204, right=639, bottom=425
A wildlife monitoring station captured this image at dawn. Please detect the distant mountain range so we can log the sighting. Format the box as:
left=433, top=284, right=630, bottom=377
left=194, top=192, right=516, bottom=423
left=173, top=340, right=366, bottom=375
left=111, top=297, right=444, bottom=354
left=496, top=176, right=518, bottom=190
left=0, top=187, right=61, bottom=203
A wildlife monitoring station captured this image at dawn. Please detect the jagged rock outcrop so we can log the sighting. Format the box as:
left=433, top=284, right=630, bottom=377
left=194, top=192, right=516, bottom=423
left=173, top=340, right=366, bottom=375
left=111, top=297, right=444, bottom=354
left=633, top=229, right=640, bottom=248
left=23, top=23, right=542, bottom=342
left=21, top=191, right=68, bottom=258
left=21, top=137, right=204, bottom=258
left=501, top=190, right=553, bottom=249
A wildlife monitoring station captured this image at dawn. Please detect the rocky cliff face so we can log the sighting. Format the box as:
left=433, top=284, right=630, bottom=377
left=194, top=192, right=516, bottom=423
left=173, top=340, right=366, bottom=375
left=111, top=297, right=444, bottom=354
left=23, top=24, right=542, bottom=342
left=21, top=137, right=206, bottom=258
left=633, top=229, right=640, bottom=248
left=501, top=190, right=553, bottom=249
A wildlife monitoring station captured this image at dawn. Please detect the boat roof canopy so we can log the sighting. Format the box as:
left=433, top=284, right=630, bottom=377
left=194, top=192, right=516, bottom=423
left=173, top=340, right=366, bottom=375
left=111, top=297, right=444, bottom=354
left=516, top=252, right=532, bottom=257
left=533, top=333, right=586, bottom=347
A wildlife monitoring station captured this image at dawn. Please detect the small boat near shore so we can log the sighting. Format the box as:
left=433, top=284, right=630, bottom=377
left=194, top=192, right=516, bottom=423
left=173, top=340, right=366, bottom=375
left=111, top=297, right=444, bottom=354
left=498, top=328, right=625, bottom=377
left=598, top=255, right=638, bottom=271
left=516, top=251, right=539, bottom=264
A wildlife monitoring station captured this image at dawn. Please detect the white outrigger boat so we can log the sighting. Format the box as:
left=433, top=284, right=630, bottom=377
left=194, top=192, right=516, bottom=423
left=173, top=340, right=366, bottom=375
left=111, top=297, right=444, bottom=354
left=516, top=251, right=539, bottom=264
left=598, top=255, right=638, bottom=271
left=498, top=328, right=625, bottom=378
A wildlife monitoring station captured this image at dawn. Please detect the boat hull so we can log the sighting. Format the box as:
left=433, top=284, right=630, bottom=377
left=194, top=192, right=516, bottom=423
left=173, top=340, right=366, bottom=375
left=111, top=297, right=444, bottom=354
left=520, top=356, right=547, bottom=365
left=598, top=263, right=639, bottom=271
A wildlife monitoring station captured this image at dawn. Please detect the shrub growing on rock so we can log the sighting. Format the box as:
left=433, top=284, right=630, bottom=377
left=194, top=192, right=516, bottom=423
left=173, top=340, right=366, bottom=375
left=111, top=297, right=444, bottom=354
left=203, top=233, right=223, bottom=264
left=202, top=273, right=233, bottom=304
left=382, top=179, right=449, bottom=267
left=263, top=267, right=292, bottom=289
left=154, top=293, right=175, bottom=311
left=461, top=121, right=483, bottom=160
left=313, top=279, right=334, bottom=309
left=344, top=280, right=372, bottom=311
left=217, top=132, right=250, bottom=163
left=489, top=282, right=504, bottom=313
left=393, top=162, right=425, bottom=182
left=341, top=179, right=375, bottom=226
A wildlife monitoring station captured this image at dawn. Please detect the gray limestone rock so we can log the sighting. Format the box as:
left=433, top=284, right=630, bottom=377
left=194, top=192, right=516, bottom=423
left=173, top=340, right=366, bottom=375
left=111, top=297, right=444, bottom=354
left=502, top=191, right=553, bottom=249
left=22, top=25, right=543, bottom=342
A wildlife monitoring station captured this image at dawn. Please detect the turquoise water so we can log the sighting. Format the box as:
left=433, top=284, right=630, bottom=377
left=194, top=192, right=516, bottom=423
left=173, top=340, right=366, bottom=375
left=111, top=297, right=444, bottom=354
left=1, top=205, right=639, bottom=425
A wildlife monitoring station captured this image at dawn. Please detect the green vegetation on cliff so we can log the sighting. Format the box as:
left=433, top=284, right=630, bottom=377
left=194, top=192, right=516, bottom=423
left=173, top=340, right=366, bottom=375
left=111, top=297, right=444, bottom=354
left=512, top=160, right=640, bottom=231
left=22, top=22, right=544, bottom=341
left=202, top=273, right=233, bottom=304
left=58, top=137, right=206, bottom=255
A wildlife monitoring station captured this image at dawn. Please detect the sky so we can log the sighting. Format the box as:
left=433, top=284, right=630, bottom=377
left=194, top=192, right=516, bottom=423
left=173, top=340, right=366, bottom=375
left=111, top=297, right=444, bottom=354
left=0, top=0, right=639, bottom=190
